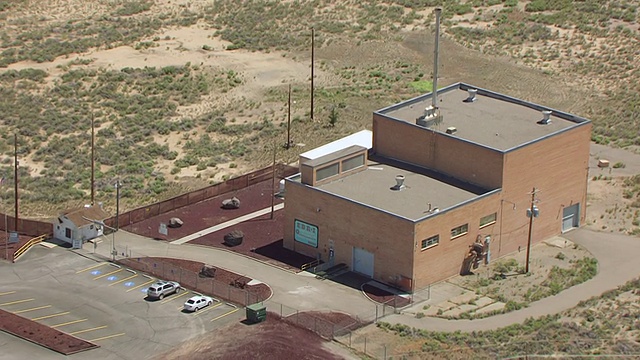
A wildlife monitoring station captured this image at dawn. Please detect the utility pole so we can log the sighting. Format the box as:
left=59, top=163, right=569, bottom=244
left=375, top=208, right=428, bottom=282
left=286, top=84, right=292, bottom=149
left=525, top=187, right=540, bottom=274
left=13, top=133, right=18, bottom=232
left=115, top=179, right=120, bottom=231
left=91, top=114, right=95, bottom=206
left=310, top=27, right=315, bottom=121
left=270, top=142, right=277, bottom=220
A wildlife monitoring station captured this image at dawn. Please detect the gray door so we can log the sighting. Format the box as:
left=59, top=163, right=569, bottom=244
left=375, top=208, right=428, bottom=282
left=353, top=247, right=374, bottom=277
left=562, top=203, right=580, bottom=232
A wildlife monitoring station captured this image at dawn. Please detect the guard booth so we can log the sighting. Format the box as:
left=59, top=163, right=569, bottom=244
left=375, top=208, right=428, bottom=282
left=246, top=303, right=267, bottom=323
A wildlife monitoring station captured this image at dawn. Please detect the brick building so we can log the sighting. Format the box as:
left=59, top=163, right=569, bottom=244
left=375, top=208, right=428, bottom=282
left=283, top=83, right=591, bottom=292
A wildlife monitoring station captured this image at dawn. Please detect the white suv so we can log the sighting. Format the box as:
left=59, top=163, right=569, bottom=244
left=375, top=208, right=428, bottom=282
left=146, top=281, right=181, bottom=300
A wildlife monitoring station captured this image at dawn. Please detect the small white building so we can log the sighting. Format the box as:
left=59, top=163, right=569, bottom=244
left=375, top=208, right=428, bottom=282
left=54, top=205, right=112, bottom=245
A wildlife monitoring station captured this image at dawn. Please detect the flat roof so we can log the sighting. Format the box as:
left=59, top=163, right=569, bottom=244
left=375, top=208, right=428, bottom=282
left=304, top=145, right=366, bottom=168
left=378, top=83, right=588, bottom=151
left=316, top=156, right=485, bottom=221
left=300, top=129, right=372, bottom=162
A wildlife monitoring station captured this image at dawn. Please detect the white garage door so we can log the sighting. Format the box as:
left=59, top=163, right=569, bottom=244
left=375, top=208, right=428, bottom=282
left=353, top=247, right=374, bottom=277
left=562, top=203, right=580, bottom=232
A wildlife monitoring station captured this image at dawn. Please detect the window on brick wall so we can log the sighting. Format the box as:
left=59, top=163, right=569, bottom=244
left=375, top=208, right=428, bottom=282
left=421, top=235, right=439, bottom=250
left=450, top=224, right=468, bottom=239
left=479, top=213, right=497, bottom=228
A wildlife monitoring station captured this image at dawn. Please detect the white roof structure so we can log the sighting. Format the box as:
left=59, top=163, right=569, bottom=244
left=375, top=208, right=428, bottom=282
left=299, top=130, right=372, bottom=164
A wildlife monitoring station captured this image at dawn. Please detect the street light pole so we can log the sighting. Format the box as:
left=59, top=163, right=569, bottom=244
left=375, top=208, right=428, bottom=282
left=115, top=179, right=120, bottom=231
left=83, top=216, right=117, bottom=261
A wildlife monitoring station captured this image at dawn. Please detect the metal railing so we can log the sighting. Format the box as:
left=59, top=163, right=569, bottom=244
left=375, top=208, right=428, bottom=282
left=12, top=234, right=47, bottom=262
left=300, top=259, right=320, bottom=272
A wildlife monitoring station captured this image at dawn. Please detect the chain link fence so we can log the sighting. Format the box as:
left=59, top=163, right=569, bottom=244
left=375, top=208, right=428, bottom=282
left=118, top=254, right=263, bottom=307
left=269, top=301, right=397, bottom=341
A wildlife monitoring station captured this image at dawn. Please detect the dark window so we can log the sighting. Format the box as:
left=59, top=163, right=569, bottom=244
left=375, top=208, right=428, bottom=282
left=65, top=228, right=72, bottom=239
left=421, top=235, right=439, bottom=250
left=480, top=213, right=497, bottom=228
left=451, top=224, right=468, bottom=239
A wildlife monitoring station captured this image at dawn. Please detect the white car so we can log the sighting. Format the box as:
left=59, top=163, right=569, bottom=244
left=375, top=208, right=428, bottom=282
left=183, top=295, right=213, bottom=312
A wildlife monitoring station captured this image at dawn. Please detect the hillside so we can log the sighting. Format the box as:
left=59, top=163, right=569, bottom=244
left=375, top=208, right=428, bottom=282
left=0, top=0, right=637, bottom=219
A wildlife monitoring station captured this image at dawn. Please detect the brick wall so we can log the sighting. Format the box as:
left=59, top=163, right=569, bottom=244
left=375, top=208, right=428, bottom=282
left=284, top=181, right=415, bottom=285
left=373, top=114, right=503, bottom=190
left=413, top=192, right=501, bottom=289
left=497, top=123, right=592, bottom=257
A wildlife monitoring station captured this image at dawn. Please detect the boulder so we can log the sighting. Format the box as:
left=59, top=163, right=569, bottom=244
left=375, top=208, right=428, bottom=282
left=168, top=217, right=183, bottom=228
left=199, top=265, right=217, bottom=278
left=224, top=230, right=244, bottom=246
left=221, top=197, right=241, bottom=209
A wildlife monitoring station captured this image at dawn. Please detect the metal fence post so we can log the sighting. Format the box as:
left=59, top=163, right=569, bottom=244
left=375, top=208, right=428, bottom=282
left=384, top=345, right=387, bottom=359
left=364, top=337, right=367, bottom=354
left=375, top=305, right=378, bottom=323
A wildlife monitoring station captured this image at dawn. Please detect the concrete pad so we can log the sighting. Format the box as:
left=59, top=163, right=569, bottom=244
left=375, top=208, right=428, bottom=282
left=401, top=281, right=467, bottom=314
left=474, top=301, right=506, bottom=315
left=442, top=304, right=477, bottom=317
left=474, top=296, right=495, bottom=308
left=544, top=237, right=574, bottom=249
left=448, top=290, right=477, bottom=305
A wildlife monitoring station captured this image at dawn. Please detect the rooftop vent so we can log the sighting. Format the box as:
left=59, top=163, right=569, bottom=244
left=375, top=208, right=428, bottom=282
left=391, top=174, right=406, bottom=191
left=446, top=127, right=457, bottom=134
left=463, top=88, right=477, bottom=103
left=537, top=110, right=552, bottom=125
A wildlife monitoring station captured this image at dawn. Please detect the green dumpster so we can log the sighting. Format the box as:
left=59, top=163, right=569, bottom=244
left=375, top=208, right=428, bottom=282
left=246, top=303, right=267, bottom=323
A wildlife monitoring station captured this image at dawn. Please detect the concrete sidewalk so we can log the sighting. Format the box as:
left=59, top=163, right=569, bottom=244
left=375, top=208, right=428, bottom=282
left=384, top=229, right=640, bottom=332
left=79, top=229, right=379, bottom=319
left=170, top=203, right=285, bottom=245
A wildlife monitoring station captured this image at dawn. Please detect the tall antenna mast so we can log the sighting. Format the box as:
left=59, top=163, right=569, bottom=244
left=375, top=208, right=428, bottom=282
left=432, top=7, right=442, bottom=109
left=416, top=7, right=443, bottom=127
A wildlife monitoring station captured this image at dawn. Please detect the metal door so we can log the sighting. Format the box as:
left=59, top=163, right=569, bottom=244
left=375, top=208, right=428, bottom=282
left=353, top=247, right=374, bottom=277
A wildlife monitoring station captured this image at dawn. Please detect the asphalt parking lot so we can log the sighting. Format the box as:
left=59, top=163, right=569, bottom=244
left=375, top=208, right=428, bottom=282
left=0, top=244, right=244, bottom=360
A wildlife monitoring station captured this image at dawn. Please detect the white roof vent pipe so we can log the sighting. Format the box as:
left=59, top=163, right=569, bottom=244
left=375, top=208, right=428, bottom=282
left=391, top=175, right=406, bottom=191
left=537, top=110, right=553, bottom=125
left=463, top=88, right=477, bottom=103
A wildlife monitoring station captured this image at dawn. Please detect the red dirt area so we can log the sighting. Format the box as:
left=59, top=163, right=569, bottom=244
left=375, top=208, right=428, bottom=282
left=189, top=209, right=317, bottom=271
left=151, top=312, right=348, bottom=360
left=362, top=283, right=411, bottom=308
left=0, top=309, right=98, bottom=355
left=0, top=233, right=36, bottom=261
left=123, top=180, right=283, bottom=241
left=118, top=256, right=272, bottom=304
